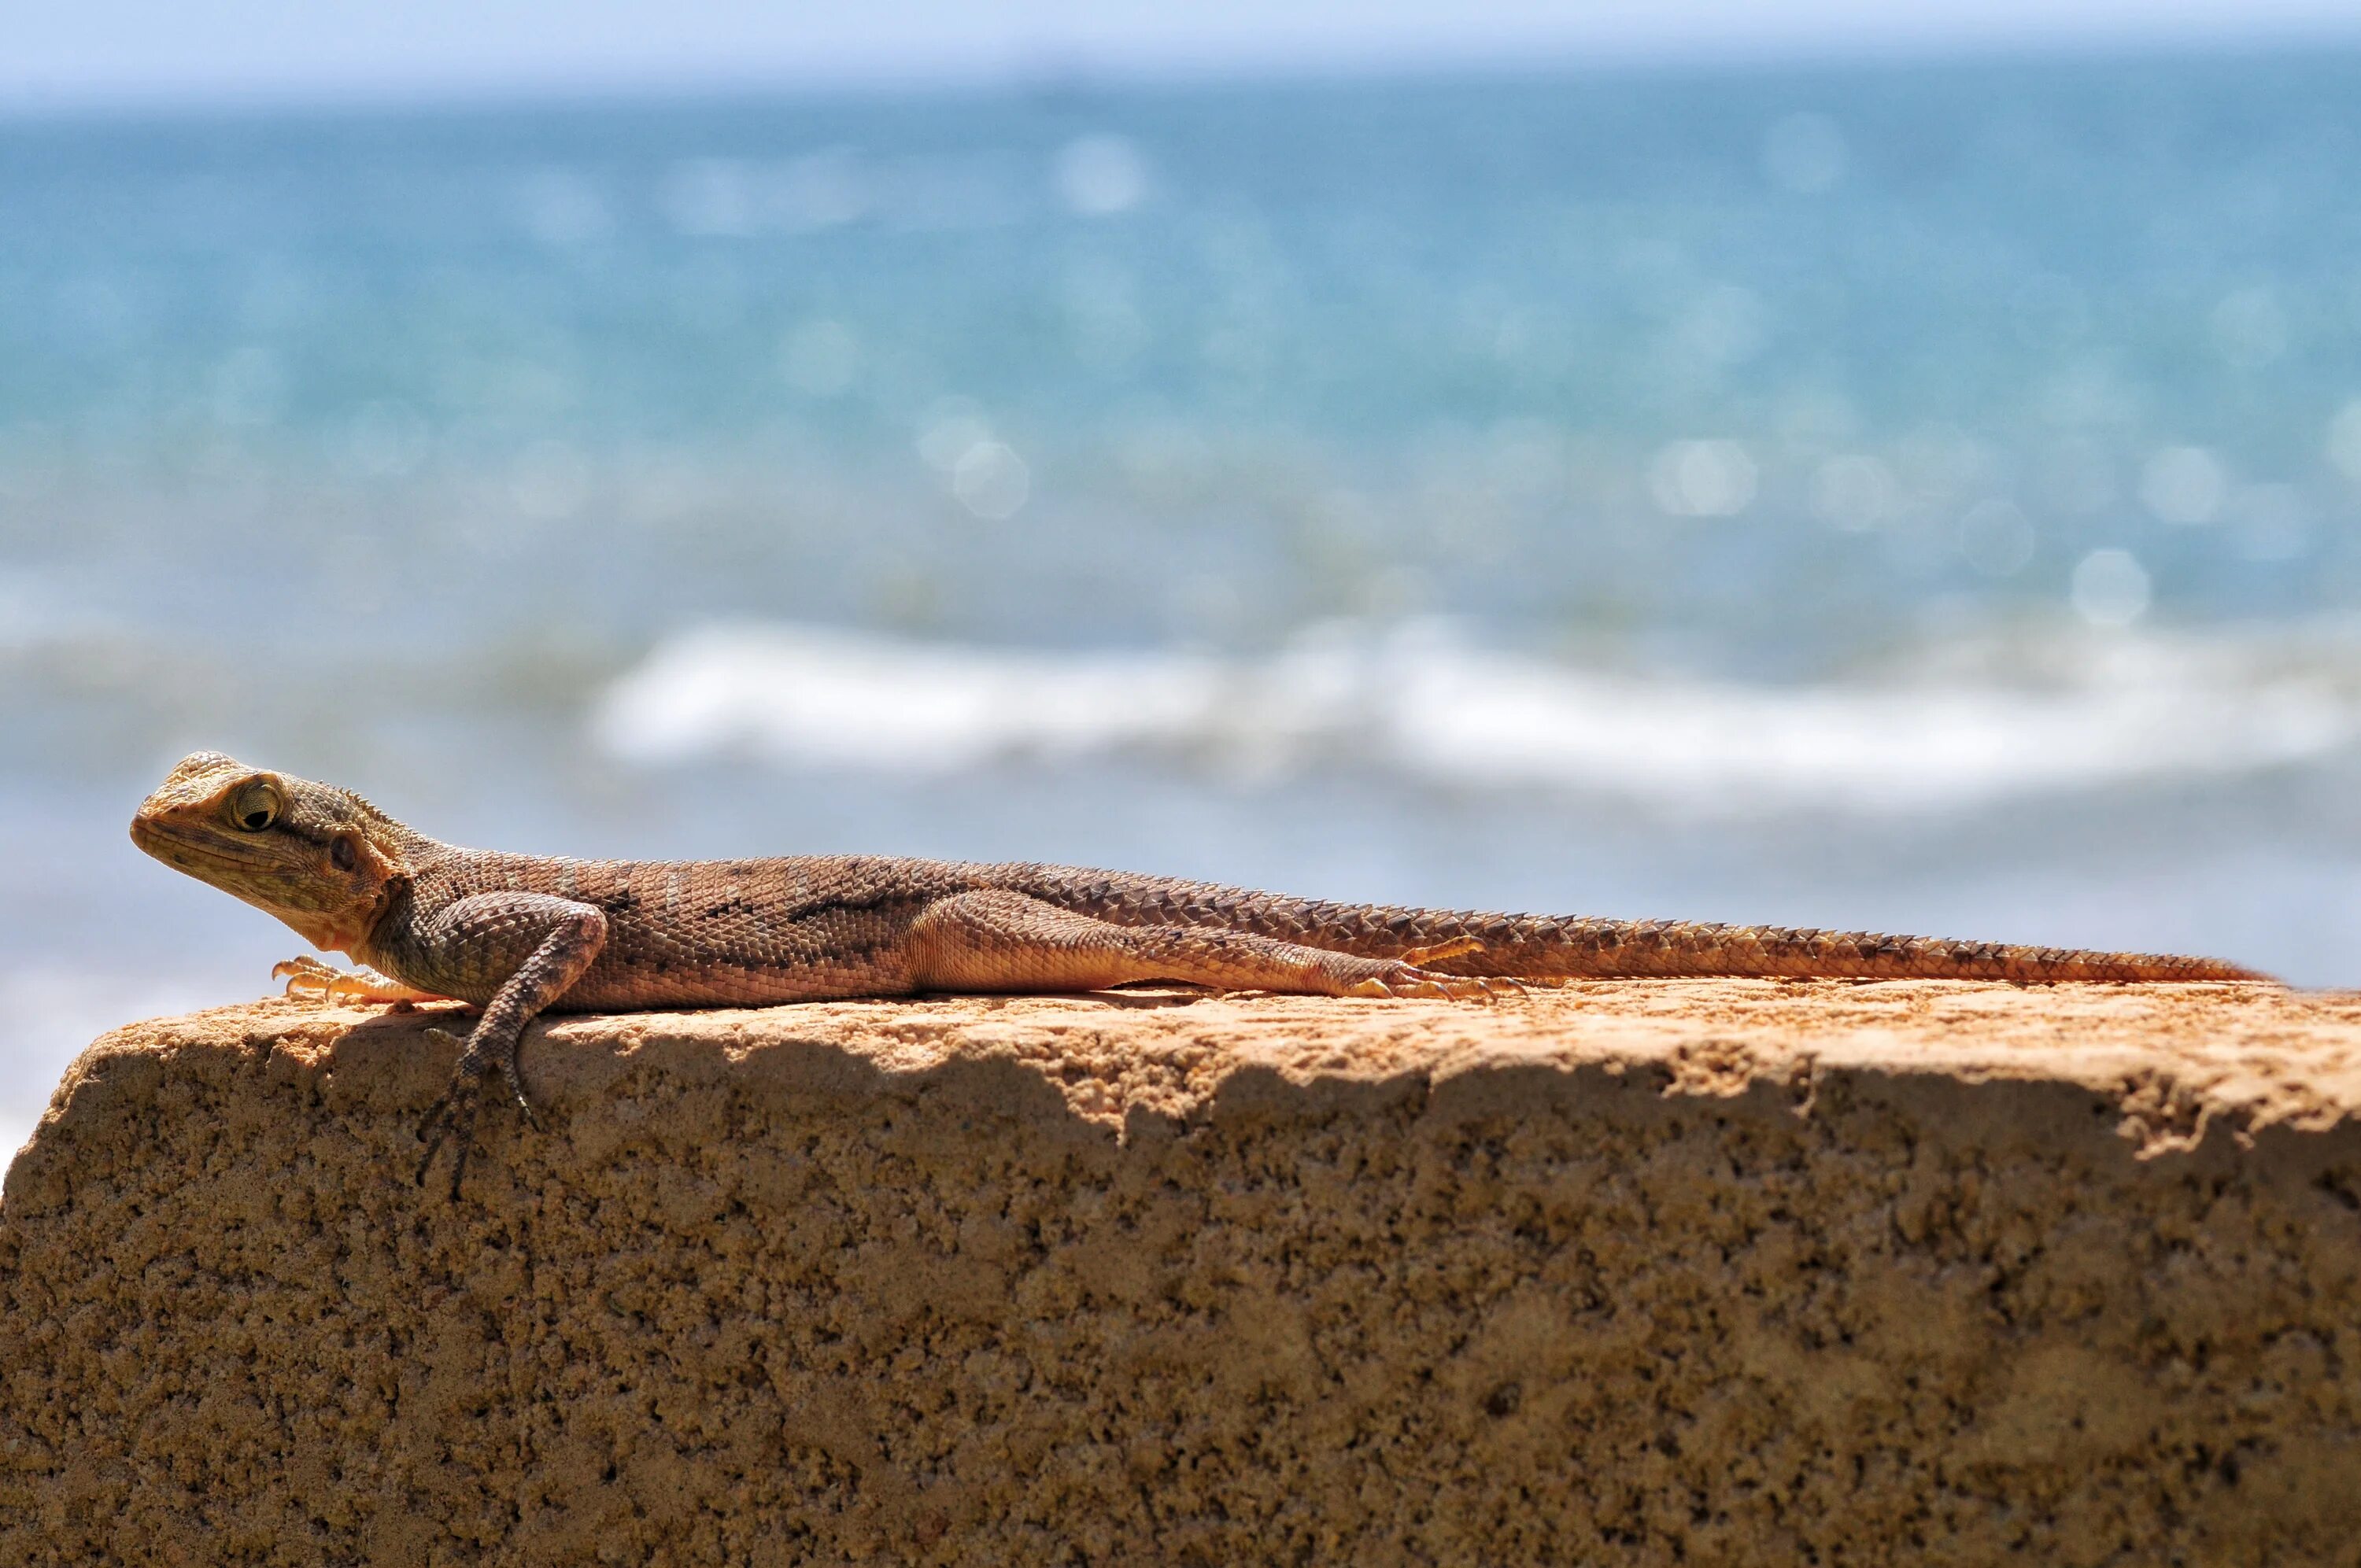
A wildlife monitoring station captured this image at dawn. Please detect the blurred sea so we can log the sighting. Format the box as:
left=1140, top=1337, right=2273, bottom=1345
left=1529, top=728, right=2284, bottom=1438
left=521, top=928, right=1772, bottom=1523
left=11, top=53, right=2361, bottom=1152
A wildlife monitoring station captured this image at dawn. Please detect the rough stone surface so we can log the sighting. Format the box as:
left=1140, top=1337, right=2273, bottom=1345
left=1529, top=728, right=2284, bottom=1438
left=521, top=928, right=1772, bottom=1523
left=6, top=980, right=2361, bottom=1565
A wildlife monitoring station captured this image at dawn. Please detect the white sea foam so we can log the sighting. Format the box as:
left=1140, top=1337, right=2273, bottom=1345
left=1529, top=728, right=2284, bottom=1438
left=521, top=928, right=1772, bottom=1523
left=591, top=619, right=2361, bottom=814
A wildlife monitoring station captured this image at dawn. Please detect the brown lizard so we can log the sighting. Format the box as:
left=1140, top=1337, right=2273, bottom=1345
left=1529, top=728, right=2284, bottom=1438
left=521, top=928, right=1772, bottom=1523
left=131, top=751, right=2269, bottom=1194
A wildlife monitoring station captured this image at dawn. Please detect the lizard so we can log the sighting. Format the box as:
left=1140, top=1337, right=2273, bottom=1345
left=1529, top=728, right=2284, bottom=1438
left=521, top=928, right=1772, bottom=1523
left=131, top=751, right=2270, bottom=1195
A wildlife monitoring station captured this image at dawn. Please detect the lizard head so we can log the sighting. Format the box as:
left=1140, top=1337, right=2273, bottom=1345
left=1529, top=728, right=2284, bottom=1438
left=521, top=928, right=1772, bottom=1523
left=130, top=751, right=414, bottom=956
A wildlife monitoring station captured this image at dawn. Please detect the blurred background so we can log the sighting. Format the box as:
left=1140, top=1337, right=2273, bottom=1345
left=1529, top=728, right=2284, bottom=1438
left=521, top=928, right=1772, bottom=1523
left=9, top=1, right=2361, bottom=1154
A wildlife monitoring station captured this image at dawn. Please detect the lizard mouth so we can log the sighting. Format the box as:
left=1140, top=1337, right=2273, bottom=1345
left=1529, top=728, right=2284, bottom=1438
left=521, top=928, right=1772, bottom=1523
left=128, top=814, right=191, bottom=864
left=129, top=816, right=275, bottom=882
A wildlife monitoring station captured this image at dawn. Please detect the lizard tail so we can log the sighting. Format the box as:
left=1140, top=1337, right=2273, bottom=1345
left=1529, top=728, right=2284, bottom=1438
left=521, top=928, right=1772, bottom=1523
left=1402, top=916, right=2274, bottom=984
left=1014, top=869, right=2273, bottom=984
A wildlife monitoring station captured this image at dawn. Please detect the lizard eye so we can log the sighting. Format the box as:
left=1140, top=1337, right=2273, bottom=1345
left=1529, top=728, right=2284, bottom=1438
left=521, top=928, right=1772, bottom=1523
left=231, top=779, right=283, bottom=832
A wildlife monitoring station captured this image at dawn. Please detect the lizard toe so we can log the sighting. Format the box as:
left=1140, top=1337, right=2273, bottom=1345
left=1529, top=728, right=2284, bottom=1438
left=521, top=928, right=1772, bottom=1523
left=445, top=1131, right=473, bottom=1201
left=1377, top=965, right=1454, bottom=1000
left=276, top=956, right=427, bottom=1007
left=412, top=1101, right=455, bottom=1185
left=1358, top=962, right=1517, bottom=1002
left=415, top=1094, right=481, bottom=1200
left=414, top=1028, right=486, bottom=1194
left=273, top=955, right=334, bottom=1000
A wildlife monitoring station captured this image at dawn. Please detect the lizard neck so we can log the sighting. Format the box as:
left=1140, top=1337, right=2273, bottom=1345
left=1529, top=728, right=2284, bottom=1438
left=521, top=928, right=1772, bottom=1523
left=323, top=869, right=413, bottom=961
left=288, top=820, right=436, bottom=959
left=338, top=831, right=445, bottom=964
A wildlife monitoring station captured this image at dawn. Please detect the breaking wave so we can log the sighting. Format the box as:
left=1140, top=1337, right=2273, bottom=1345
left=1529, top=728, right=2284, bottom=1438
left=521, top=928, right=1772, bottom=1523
left=590, top=618, right=2361, bottom=814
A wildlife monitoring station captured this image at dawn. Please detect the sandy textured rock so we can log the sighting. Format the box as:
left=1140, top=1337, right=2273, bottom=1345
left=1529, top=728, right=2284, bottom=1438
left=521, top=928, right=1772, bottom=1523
left=6, top=980, right=2361, bottom=1564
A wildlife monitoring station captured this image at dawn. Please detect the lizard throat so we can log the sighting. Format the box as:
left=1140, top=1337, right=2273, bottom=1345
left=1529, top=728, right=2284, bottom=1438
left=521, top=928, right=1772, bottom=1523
left=288, top=873, right=408, bottom=960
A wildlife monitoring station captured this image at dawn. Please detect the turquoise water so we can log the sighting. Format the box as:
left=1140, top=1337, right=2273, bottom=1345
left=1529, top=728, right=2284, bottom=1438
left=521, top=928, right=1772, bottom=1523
left=8, top=53, right=2361, bottom=1148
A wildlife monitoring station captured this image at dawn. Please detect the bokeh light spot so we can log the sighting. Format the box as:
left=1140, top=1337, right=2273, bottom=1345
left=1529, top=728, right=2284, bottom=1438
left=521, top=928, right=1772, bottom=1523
left=918, top=400, right=990, bottom=472
left=1650, top=441, right=1757, bottom=517
left=953, top=441, right=1029, bottom=519
left=2071, top=548, right=2150, bottom=628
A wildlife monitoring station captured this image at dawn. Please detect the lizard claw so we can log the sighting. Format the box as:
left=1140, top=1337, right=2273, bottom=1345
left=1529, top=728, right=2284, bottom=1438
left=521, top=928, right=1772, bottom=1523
left=415, top=1028, right=478, bottom=1198
left=1348, top=962, right=1520, bottom=1002
left=412, top=1096, right=456, bottom=1187
left=275, top=955, right=335, bottom=1000
left=415, top=1101, right=473, bottom=1199
left=275, top=956, right=429, bottom=1008
left=1362, top=938, right=1524, bottom=1001
left=414, top=1025, right=545, bottom=1197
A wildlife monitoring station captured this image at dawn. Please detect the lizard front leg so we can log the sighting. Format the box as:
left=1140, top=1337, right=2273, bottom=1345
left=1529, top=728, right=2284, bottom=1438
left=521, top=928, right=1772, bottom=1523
left=406, top=893, right=608, bottom=1197
left=905, top=889, right=1515, bottom=999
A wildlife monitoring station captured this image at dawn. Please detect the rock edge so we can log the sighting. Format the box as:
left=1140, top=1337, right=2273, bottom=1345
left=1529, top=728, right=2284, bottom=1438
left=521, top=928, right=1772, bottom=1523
left=6, top=982, right=2361, bottom=1564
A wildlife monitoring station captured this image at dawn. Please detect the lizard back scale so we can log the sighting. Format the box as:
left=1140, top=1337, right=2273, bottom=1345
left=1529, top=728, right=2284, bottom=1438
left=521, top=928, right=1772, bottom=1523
left=130, top=752, right=2270, bottom=1194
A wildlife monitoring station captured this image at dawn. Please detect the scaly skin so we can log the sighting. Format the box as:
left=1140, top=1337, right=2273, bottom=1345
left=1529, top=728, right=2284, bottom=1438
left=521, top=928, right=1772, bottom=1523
left=131, top=752, right=2270, bottom=1194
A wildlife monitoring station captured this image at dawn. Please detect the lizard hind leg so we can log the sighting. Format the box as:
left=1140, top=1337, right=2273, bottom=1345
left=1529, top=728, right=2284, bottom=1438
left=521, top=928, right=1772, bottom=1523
left=906, top=889, right=1510, bottom=1001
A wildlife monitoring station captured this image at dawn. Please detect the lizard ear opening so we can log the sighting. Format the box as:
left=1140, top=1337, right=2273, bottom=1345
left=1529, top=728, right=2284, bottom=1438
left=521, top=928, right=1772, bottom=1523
left=338, top=824, right=405, bottom=886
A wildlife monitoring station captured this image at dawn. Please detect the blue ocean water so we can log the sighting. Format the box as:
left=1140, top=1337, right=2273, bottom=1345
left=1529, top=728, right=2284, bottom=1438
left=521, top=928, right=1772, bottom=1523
left=8, top=53, right=2361, bottom=1150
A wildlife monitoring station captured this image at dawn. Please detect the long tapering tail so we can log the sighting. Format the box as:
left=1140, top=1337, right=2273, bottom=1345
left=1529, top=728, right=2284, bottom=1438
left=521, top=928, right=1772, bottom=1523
left=1017, top=866, right=2271, bottom=983
left=1399, top=915, right=2271, bottom=983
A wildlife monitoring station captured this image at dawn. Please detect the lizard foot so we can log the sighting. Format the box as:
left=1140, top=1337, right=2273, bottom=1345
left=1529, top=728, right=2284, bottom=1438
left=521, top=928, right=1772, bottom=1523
left=1347, top=963, right=1524, bottom=1002
left=275, top=956, right=426, bottom=1009
left=413, top=1027, right=542, bottom=1200
left=413, top=1031, right=482, bottom=1199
